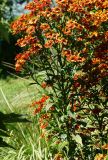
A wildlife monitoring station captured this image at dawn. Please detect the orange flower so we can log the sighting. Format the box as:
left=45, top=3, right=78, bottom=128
left=26, top=26, right=35, bottom=34
left=54, top=153, right=63, bottom=160
left=92, top=58, right=101, bottom=64
left=63, top=28, right=72, bottom=36
left=73, top=105, right=77, bottom=111
left=44, top=32, right=53, bottom=39
left=66, top=19, right=76, bottom=29
left=33, top=104, right=43, bottom=114
left=62, top=49, right=72, bottom=56
left=73, top=73, right=80, bottom=80
left=15, top=54, right=22, bottom=60
left=41, top=82, right=47, bottom=88
left=40, top=95, right=49, bottom=103
left=16, top=36, right=36, bottom=47
left=15, top=63, right=22, bottom=72
left=92, top=10, right=108, bottom=26
left=66, top=55, right=85, bottom=63
left=44, top=40, right=54, bottom=48
left=40, top=23, right=50, bottom=31
left=95, top=154, right=107, bottom=160
left=56, top=0, right=68, bottom=7
left=25, top=1, right=36, bottom=11
left=18, top=59, right=26, bottom=65
left=32, top=95, right=49, bottom=107
left=21, top=52, right=30, bottom=60
left=49, top=106, right=55, bottom=111
left=40, top=122, right=48, bottom=129
left=102, top=144, right=108, bottom=150
left=89, top=31, right=98, bottom=38
left=51, top=7, right=62, bottom=15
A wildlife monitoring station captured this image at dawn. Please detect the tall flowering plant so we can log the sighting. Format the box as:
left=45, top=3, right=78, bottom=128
left=11, top=0, right=108, bottom=159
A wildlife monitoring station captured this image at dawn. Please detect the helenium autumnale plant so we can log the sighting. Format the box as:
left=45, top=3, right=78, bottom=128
left=11, top=0, right=108, bottom=159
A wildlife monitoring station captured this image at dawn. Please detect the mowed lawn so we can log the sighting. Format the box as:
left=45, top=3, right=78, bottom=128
left=0, top=76, right=38, bottom=113
left=0, top=76, right=47, bottom=160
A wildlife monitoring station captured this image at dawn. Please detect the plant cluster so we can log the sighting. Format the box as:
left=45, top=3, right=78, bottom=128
left=11, top=0, right=108, bottom=159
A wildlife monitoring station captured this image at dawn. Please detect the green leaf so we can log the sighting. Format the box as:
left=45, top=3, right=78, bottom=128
left=77, top=120, right=87, bottom=127
left=106, top=156, right=108, bottom=160
left=60, top=134, right=67, bottom=140
left=0, top=112, right=30, bottom=123
left=0, top=137, right=14, bottom=148
left=58, top=141, right=68, bottom=152
left=67, top=110, right=76, bottom=119
left=45, top=103, right=54, bottom=112
left=72, top=134, right=83, bottom=146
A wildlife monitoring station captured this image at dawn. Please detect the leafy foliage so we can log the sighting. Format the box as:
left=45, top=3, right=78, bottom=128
left=11, top=0, right=108, bottom=159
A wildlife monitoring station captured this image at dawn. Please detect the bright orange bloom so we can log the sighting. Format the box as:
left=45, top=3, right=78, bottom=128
left=16, top=36, right=36, bottom=47
left=95, top=154, right=107, bottom=160
left=41, top=82, right=47, bottom=88
left=40, top=23, right=50, bottom=31
left=26, top=25, right=35, bottom=35
left=44, top=40, right=54, bottom=48
left=102, top=144, right=108, bottom=150
left=33, top=104, right=43, bottom=114
left=40, top=122, right=48, bottom=129
left=32, top=95, right=49, bottom=107
left=15, top=63, right=22, bottom=72
left=92, top=58, right=101, bottom=64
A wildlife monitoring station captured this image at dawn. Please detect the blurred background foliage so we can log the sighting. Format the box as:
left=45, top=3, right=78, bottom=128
left=0, top=0, right=30, bottom=77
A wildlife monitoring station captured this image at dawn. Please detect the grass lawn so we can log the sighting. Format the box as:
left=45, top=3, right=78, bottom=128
left=0, top=76, right=37, bottom=113
left=0, top=75, right=49, bottom=160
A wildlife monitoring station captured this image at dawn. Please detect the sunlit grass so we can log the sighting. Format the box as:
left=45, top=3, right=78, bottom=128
left=0, top=76, right=37, bottom=112
left=0, top=76, right=51, bottom=160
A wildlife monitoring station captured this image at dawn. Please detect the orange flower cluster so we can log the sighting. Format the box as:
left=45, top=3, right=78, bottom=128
left=16, top=36, right=37, bottom=47
left=11, top=0, right=108, bottom=74
left=63, top=19, right=84, bottom=36
left=15, top=52, right=30, bottom=71
left=11, top=14, right=31, bottom=34
left=39, top=113, right=50, bottom=129
left=11, top=1, right=108, bottom=157
left=95, top=154, right=107, bottom=160
left=31, top=95, right=49, bottom=114
left=62, top=50, right=85, bottom=63
left=25, top=0, right=51, bottom=12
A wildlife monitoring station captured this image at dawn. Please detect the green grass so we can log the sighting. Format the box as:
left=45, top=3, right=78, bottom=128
left=0, top=76, right=51, bottom=160
left=0, top=76, right=37, bottom=112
